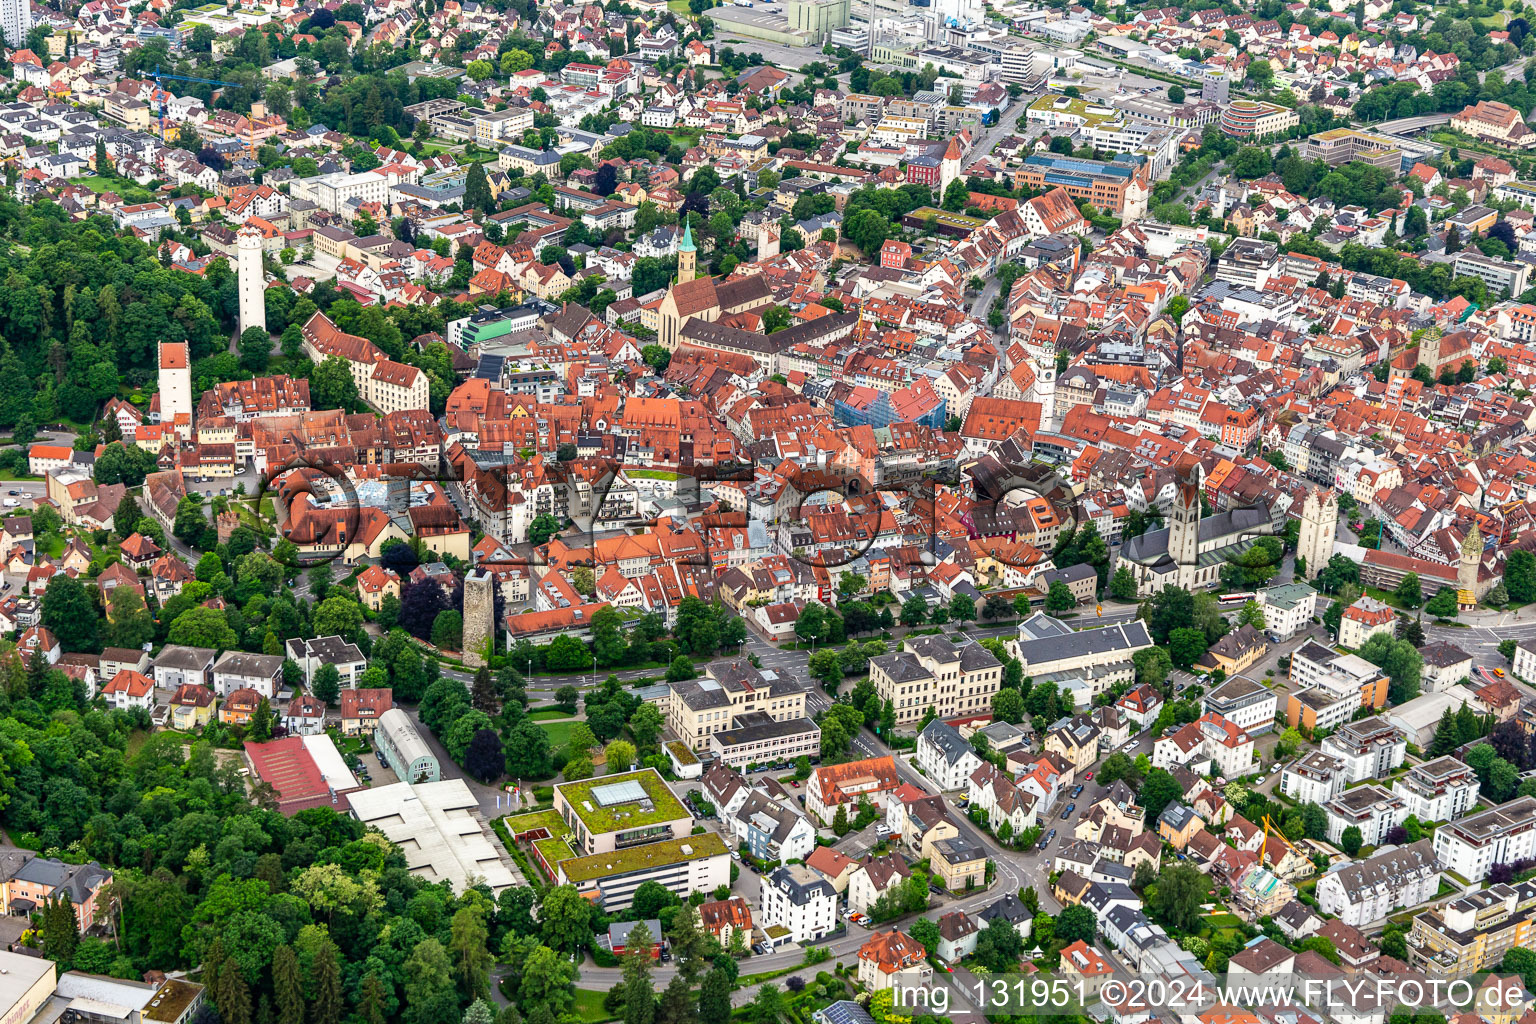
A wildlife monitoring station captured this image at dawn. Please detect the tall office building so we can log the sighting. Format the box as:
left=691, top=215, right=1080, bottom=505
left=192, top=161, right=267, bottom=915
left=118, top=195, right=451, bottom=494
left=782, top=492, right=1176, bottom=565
left=0, top=0, right=32, bottom=51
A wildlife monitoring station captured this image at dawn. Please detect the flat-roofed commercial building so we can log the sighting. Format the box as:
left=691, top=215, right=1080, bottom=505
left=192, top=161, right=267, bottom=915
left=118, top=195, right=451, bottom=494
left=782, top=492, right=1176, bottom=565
left=710, top=712, right=821, bottom=770
left=1304, top=128, right=1402, bottom=169
left=554, top=768, right=694, bottom=855
left=347, top=779, right=518, bottom=894
left=556, top=833, right=730, bottom=911
left=0, top=950, right=56, bottom=1024
left=1010, top=152, right=1150, bottom=219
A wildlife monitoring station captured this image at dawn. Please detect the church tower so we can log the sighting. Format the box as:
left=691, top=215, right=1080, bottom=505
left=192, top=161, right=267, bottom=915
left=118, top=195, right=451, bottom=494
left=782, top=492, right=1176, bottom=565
left=1297, top=487, right=1338, bottom=581
left=1167, top=465, right=1203, bottom=576
left=1416, top=325, right=1443, bottom=376
left=677, top=220, right=696, bottom=284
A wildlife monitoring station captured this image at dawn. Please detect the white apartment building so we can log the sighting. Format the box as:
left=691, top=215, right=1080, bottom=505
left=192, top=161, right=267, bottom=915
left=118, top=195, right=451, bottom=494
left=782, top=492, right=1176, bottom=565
left=0, top=0, right=33, bottom=52
left=1433, top=796, right=1536, bottom=883
left=916, top=719, right=984, bottom=792
left=1256, top=581, right=1320, bottom=639
left=1154, top=712, right=1253, bottom=778
left=1393, top=756, right=1480, bottom=823
left=1323, top=784, right=1407, bottom=846
left=1280, top=749, right=1345, bottom=805
left=1316, top=839, right=1438, bottom=927
left=759, top=864, right=837, bottom=945
left=1203, top=676, right=1280, bottom=735
left=1320, top=719, right=1407, bottom=784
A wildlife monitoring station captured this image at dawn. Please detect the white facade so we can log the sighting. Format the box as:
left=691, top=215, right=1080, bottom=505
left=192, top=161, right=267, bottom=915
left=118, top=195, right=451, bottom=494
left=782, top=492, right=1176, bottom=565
left=758, top=865, right=838, bottom=944
left=1432, top=796, right=1536, bottom=883
left=1323, top=784, right=1407, bottom=845
left=1279, top=750, right=1345, bottom=805
left=1392, top=756, right=1479, bottom=823
left=1315, top=841, right=1438, bottom=927
left=1202, top=678, right=1279, bottom=735
left=237, top=226, right=267, bottom=337
left=1320, top=720, right=1407, bottom=784
left=0, top=0, right=32, bottom=52
left=1256, top=582, right=1320, bottom=638
left=158, top=341, right=192, bottom=425
left=916, top=720, right=984, bottom=791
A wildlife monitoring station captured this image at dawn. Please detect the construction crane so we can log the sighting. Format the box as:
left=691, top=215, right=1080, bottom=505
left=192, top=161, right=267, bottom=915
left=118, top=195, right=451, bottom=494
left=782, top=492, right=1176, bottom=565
left=152, top=64, right=241, bottom=142
left=1260, top=813, right=1298, bottom=868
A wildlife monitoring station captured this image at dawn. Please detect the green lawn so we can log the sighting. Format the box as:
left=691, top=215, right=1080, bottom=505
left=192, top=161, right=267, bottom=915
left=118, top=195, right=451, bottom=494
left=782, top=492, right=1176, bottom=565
left=666, top=0, right=692, bottom=12
left=503, top=808, right=566, bottom=836
left=571, top=988, right=613, bottom=1022
left=527, top=708, right=576, bottom=721
left=539, top=720, right=575, bottom=747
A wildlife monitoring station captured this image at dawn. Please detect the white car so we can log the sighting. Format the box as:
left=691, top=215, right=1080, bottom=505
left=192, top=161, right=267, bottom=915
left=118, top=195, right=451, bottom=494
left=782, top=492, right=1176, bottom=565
left=3, top=500, right=18, bottom=508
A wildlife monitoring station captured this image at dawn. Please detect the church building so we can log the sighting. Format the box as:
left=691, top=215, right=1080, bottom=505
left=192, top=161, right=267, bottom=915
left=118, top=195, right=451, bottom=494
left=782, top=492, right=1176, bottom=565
left=1117, top=463, right=1284, bottom=595
left=655, top=222, right=773, bottom=351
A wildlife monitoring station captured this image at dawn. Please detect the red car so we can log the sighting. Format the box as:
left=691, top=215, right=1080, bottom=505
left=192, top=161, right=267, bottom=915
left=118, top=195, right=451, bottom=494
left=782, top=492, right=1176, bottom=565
left=1085, top=771, right=1094, bottom=780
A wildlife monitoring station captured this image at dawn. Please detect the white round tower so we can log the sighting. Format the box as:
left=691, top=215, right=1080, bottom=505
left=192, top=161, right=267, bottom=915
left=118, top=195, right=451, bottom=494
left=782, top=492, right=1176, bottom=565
left=237, top=225, right=267, bottom=337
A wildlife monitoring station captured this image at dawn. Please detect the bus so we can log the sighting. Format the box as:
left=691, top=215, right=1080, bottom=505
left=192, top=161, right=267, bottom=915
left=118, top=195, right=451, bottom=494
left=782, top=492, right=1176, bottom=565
left=1218, top=591, right=1257, bottom=605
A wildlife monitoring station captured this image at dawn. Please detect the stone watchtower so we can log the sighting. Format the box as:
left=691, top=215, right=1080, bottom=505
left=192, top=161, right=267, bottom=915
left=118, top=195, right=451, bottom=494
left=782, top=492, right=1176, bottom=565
left=462, top=568, right=495, bottom=669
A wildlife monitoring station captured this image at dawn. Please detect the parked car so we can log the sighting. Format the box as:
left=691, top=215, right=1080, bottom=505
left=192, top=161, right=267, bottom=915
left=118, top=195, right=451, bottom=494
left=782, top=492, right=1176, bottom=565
left=1084, top=772, right=1094, bottom=781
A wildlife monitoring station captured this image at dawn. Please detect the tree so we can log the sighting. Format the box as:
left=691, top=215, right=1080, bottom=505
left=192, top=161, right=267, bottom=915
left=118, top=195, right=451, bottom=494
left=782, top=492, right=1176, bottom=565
left=1339, top=825, right=1363, bottom=856
left=1509, top=549, right=1536, bottom=603
left=311, top=942, right=342, bottom=1024
left=1148, top=864, right=1209, bottom=934
left=238, top=327, right=270, bottom=372
left=464, top=729, right=504, bottom=783
left=504, top=719, right=552, bottom=779
left=539, top=884, right=594, bottom=953
left=1056, top=904, right=1095, bottom=944
left=41, top=574, right=99, bottom=653
left=1133, top=647, right=1171, bottom=689
left=273, top=945, right=304, bottom=1024
left=527, top=514, right=562, bottom=546
left=900, top=595, right=927, bottom=625
left=1045, top=580, right=1077, bottom=611
left=1395, top=572, right=1423, bottom=609
left=449, top=905, right=493, bottom=1002
left=312, top=664, right=341, bottom=706
left=1425, top=586, right=1459, bottom=618
left=1139, top=769, right=1183, bottom=826
left=973, top=917, right=1025, bottom=972
left=1359, top=633, right=1423, bottom=705
left=1168, top=627, right=1208, bottom=670
left=992, top=687, right=1025, bottom=724
left=1110, top=566, right=1137, bottom=600
left=699, top=969, right=732, bottom=1024
left=1097, top=752, right=1143, bottom=789
left=168, top=606, right=239, bottom=651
